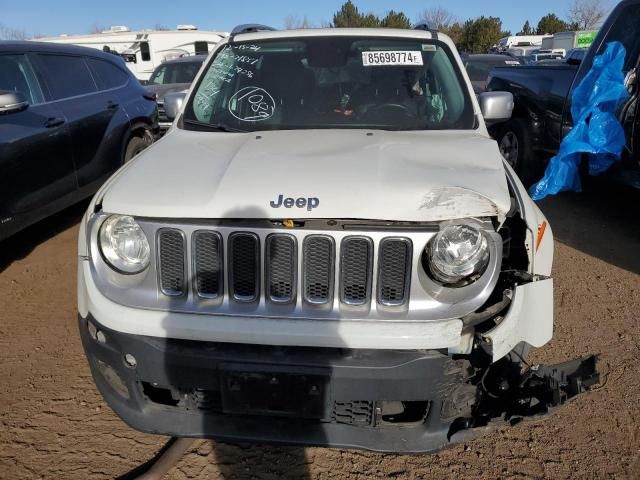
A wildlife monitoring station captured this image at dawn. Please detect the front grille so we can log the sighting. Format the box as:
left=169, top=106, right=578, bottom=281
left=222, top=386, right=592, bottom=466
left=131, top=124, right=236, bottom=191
left=228, top=232, right=260, bottom=302
left=266, top=234, right=297, bottom=303
left=155, top=228, right=415, bottom=309
left=303, top=236, right=335, bottom=304
left=340, top=237, right=373, bottom=305
left=377, top=238, right=412, bottom=306
left=157, top=229, right=186, bottom=295
left=193, top=231, right=223, bottom=298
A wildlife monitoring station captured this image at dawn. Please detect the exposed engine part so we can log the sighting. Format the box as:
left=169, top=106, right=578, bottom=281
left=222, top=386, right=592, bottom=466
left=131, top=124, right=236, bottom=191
left=461, top=289, right=513, bottom=327
left=448, top=355, right=600, bottom=439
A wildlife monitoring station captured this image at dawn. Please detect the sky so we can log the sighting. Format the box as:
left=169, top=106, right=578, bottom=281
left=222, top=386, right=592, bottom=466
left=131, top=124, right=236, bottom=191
left=1, top=0, right=612, bottom=38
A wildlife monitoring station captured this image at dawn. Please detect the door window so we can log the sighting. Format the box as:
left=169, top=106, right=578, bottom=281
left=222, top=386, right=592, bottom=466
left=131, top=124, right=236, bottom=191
left=38, top=55, right=97, bottom=100
left=86, top=57, right=130, bottom=90
left=0, top=54, right=44, bottom=105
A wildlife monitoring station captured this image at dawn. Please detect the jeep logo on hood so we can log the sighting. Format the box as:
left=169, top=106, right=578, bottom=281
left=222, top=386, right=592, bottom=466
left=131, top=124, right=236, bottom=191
left=270, top=195, right=319, bottom=211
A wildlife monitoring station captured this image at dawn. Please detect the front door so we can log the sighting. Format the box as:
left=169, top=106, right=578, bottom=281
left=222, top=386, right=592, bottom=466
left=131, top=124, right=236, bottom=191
left=0, top=53, right=75, bottom=232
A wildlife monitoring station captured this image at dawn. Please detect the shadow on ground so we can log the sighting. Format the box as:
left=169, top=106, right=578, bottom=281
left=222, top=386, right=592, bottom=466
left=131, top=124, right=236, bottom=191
left=0, top=200, right=88, bottom=274
left=537, top=181, right=640, bottom=274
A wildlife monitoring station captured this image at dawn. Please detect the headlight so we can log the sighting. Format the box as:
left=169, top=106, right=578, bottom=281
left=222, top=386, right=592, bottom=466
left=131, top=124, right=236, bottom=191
left=427, top=223, right=490, bottom=285
left=99, top=215, right=150, bottom=274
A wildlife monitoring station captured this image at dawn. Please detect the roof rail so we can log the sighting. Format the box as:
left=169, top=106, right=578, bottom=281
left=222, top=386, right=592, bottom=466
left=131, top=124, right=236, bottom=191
left=230, top=24, right=277, bottom=35
left=414, top=22, right=439, bottom=39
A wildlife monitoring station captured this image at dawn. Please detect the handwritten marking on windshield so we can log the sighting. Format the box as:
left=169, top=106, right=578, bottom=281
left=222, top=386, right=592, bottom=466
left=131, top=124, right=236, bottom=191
left=236, top=44, right=262, bottom=52
left=229, top=86, right=275, bottom=122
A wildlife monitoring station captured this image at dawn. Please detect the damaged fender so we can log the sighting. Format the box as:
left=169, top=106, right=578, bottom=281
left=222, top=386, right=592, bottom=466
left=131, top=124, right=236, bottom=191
left=483, top=278, right=554, bottom=362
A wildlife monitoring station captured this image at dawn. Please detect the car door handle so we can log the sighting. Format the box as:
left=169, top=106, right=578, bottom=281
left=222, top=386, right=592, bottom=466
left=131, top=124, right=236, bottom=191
left=106, top=100, right=120, bottom=110
left=44, top=117, right=65, bottom=128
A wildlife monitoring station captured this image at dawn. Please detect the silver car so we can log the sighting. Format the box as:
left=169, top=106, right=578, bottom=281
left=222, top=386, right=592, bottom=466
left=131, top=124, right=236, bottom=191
left=144, top=55, right=206, bottom=130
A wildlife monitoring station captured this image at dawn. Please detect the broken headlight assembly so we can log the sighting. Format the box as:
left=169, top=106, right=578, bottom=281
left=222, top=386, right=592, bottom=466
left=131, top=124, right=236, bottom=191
left=99, top=215, right=151, bottom=274
left=426, top=223, right=490, bottom=286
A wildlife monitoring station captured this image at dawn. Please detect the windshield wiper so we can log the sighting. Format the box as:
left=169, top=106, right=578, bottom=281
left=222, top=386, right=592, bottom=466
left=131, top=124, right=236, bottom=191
left=183, top=118, right=246, bottom=132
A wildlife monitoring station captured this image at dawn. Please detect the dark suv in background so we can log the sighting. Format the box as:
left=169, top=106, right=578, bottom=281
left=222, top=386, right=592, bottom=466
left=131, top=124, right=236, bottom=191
left=488, top=0, right=640, bottom=188
left=0, top=41, right=159, bottom=240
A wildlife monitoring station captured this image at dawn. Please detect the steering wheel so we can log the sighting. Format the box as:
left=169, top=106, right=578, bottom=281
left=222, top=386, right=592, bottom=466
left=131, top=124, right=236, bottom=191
left=371, top=103, right=413, bottom=116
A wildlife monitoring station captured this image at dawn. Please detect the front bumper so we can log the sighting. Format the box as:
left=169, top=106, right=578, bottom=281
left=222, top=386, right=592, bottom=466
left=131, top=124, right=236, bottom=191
left=79, top=314, right=479, bottom=453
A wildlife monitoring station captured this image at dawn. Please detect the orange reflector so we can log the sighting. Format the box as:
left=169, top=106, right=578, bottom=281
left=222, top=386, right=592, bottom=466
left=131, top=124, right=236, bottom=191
left=536, top=221, right=547, bottom=251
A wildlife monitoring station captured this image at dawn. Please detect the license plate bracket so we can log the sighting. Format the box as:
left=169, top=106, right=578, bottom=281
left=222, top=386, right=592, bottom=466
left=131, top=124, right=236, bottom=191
left=220, top=364, right=329, bottom=419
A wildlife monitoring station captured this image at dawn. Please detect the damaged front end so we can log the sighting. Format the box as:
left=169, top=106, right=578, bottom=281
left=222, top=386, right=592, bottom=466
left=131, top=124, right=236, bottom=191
left=442, top=170, right=600, bottom=442
left=446, top=346, right=600, bottom=442
left=77, top=167, right=601, bottom=453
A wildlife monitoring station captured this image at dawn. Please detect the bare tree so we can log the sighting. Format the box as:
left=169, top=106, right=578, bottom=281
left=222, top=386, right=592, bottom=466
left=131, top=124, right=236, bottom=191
left=283, top=15, right=313, bottom=29
left=567, top=0, right=608, bottom=30
left=416, top=6, right=456, bottom=30
left=0, top=23, right=29, bottom=40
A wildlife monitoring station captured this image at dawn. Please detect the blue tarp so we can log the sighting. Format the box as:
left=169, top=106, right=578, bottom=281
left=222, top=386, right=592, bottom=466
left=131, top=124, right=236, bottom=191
left=529, top=42, right=630, bottom=200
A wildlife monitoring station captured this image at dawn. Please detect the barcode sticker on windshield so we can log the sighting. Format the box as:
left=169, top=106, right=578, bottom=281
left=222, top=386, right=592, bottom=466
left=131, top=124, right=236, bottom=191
left=362, top=51, right=423, bottom=66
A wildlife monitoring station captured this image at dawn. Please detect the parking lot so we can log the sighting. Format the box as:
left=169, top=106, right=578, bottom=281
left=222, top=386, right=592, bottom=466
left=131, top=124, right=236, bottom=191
left=1, top=181, right=638, bottom=480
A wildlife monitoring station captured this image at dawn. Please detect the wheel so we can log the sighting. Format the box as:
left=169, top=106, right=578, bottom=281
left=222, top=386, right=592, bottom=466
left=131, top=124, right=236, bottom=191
left=123, top=132, right=152, bottom=163
left=497, top=119, right=540, bottom=188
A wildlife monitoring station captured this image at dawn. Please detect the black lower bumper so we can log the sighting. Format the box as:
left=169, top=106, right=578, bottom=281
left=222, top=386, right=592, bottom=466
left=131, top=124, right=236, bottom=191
left=79, top=315, right=479, bottom=453
left=79, top=315, right=600, bottom=453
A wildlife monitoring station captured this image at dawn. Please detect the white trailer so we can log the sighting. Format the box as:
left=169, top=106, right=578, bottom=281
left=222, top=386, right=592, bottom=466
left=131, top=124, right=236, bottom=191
left=494, top=34, right=552, bottom=52
left=37, top=26, right=227, bottom=81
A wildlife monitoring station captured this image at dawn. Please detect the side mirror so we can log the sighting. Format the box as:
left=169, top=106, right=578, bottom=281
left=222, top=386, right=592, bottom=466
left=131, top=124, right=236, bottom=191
left=567, top=57, right=582, bottom=66
left=163, top=91, right=187, bottom=121
left=478, top=91, right=513, bottom=124
left=0, top=90, right=29, bottom=115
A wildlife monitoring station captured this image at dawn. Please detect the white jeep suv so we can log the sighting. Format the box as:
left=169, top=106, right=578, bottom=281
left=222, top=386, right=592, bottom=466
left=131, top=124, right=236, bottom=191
left=76, top=25, right=583, bottom=453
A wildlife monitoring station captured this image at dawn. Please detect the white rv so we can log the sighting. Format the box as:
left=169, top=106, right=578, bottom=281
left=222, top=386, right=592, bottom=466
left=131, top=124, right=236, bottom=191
left=37, top=26, right=228, bottom=81
left=494, top=34, right=552, bottom=53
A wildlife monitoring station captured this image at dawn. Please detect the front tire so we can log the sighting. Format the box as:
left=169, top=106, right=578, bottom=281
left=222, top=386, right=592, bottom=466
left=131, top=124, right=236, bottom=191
left=497, top=119, right=539, bottom=188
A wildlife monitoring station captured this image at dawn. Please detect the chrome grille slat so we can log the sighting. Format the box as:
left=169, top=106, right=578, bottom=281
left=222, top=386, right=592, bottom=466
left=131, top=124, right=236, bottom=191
left=266, top=234, right=297, bottom=304
left=340, top=237, right=373, bottom=306
left=228, top=232, right=260, bottom=302
left=377, top=238, right=412, bottom=306
left=157, top=229, right=186, bottom=296
left=303, top=235, right=335, bottom=305
left=193, top=231, right=223, bottom=298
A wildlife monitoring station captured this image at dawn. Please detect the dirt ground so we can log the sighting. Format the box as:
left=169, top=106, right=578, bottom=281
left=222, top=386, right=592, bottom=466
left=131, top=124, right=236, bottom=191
left=1, top=183, right=639, bottom=480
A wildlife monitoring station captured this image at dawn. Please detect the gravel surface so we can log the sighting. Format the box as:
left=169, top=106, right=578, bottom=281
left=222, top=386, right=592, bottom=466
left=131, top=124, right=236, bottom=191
left=1, top=184, right=639, bottom=479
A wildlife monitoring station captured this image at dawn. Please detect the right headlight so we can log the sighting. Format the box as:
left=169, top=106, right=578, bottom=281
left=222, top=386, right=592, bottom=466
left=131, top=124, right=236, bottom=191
left=426, top=223, right=490, bottom=285
left=99, top=215, right=151, bottom=274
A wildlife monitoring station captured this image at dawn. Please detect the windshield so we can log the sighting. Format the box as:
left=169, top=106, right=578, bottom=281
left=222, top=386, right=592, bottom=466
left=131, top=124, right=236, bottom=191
left=149, top=61, right=203, bottom=85
left=183, top=36, right=475, bottom=132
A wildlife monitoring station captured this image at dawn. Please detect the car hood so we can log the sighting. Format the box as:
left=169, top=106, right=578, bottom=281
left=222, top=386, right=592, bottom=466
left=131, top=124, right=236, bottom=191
left=145, top=83, right=190, bottom=102
left=102, top=129, right=511, bottom=222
